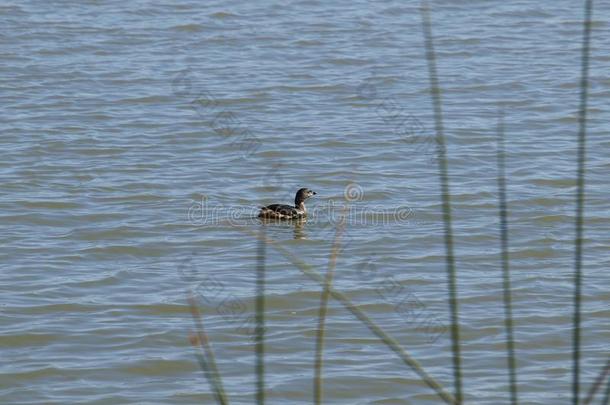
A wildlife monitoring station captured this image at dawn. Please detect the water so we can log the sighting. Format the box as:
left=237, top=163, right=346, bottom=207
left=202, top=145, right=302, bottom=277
left=1, top=0, right=609, bottom=403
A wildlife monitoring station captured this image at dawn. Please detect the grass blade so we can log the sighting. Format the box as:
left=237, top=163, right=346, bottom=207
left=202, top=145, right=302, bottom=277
left=602, top=378, right=610, bottom=405
left=314, top=208, right=347, bottom=405
left=495, top=108, right=519, bottom=404
left=583, top=359, right=610, bottom=405
left=234, top=225, right=457, bottom=404
left=187, top=294, right=229, bottom=405
left=572, top=1, right=594, bottom=404
left=420, top=1, right=462, bottom=401
left=255, top=226, right=267, bottom=404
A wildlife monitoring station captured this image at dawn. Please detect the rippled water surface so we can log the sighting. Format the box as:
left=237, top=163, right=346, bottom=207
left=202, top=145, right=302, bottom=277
left=1, top=0, right=609, bottom=404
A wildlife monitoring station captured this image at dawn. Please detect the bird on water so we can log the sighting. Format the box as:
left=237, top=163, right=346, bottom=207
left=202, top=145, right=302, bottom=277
left=258, top=188, right=317, bottom=219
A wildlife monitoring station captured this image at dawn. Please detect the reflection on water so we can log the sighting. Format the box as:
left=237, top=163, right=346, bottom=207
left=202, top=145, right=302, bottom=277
left=292, top=218, right=307, bottom=240
left=258, top=217, right=309, bottom=240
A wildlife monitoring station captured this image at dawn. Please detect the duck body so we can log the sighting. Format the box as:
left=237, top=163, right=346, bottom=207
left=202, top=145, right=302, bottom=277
left=259, top=204, right=305, bottom=219
left=259, top=188, right=316, bottom=220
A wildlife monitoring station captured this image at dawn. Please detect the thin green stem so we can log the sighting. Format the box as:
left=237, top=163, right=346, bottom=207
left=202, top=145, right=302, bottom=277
left=583, top=359, right=610, bottom=405
left=420, top=1, right=462, bottom=402
left=572, top=1, right=593, bottom=404
left=187, top=294, right=229, bottom=405
left=255, top=226, right=267, bottom=404
left=313, top=209, right=347, bottom=405
left=496, top=108, right=518, bottom=404
left=602, top=377, right=610, bottom=405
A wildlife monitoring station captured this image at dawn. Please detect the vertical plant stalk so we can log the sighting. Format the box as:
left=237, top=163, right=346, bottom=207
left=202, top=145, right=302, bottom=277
left=187, top=294, right=229, bottom=405
left=255, top=226, right=267, bottom=404
left=583, top=359, right=610, bottom=405
left=234, top=225, right=457, bottom=404
left=573, top=1, right=593, bottom=404
left=496, top=109, right=519, bottom=404
left=420, top=1, right=462, bottom=402
left=602, top=378, right=610, bottom=405
left=313, top=207, right=348, bottom=405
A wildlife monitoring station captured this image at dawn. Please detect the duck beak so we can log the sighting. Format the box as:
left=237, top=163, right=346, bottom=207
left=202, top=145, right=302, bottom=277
left=312, top=191, right=317, bottom=195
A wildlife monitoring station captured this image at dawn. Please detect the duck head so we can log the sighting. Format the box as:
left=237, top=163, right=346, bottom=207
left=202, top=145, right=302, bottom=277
left=295, top=188, right=317, bottom=207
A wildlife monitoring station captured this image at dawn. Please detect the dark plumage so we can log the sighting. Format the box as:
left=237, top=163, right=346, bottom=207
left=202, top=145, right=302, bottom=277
left=259, top=188, right=317, bottom=219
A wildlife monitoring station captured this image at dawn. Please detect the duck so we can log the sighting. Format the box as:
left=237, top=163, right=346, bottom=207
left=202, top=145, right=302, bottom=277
left=258, top=188, right=317, bottom=219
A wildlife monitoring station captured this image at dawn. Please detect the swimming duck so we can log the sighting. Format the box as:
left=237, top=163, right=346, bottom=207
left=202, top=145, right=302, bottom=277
left=258, top=188, right=317, bottom=219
